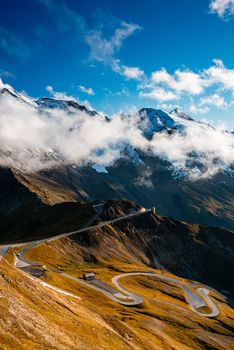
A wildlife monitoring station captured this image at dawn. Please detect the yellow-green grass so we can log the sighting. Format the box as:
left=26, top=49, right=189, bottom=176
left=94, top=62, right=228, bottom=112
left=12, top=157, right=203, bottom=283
left=22, top=235, right=234, bottom=350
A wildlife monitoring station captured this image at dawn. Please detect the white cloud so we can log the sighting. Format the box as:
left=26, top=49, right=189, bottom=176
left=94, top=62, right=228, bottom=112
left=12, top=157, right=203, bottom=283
left=111, top=22, right=141, bottom=49
left=78, top=85, right=95, bottom=96
left=45, top=85, right=76, bottom=100
left=204, top=59, right=234, bottom=90
left=121, top=66, right=144, bottom=80
left=139, top=88, right=177, bottom=101
left=151, top=68, right=205, bottom=95
left=209, top=0, right=234, bottom=18
left=85, top=21, right=144, bottom=81
left=85, top=22, right=141, bottom=63
left=40, top=0, right=143, bottom=83
left=46, top=85, right=54, bottom=93
left=199, top=93, right=227, bottom=108
left=189, top=104, right=210, bottom=115
left=112, top=59, right=144, bottom=80
left=188, top=93, right=228, bottom=116
left=85, top=30, right=115, bottom=63
left=139, top=59, right=234, bottom=107
left=40, top=0, right=140, bottom=60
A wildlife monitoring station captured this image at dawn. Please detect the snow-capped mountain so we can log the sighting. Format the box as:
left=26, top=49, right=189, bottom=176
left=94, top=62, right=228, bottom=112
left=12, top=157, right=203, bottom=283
left=0, top=81, right=233, bottom=179
left=0, top=82, right=37, bottom=107
left=0, top=82, right=233, bottom=230
left=0, top=80, right=98, bottom=116
left=35, top=97, right=98, bottom=116
left=137, top=108, right=181, bottom=138
left=136, top=106, right=216, bottom=138
left=170, top=107, right=194, bottom=121
left=0, top=80, right=215, bottom=135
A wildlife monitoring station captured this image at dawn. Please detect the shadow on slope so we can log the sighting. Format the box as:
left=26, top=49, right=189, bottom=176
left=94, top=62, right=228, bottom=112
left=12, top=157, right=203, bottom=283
left=0, top=167, right=95, bottom=243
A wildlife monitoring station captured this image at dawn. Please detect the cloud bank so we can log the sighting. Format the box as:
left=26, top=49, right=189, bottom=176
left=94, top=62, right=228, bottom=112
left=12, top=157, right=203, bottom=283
left=0, top=86, right=233, bottom=180
left=139, top=59, right=234, bottom=101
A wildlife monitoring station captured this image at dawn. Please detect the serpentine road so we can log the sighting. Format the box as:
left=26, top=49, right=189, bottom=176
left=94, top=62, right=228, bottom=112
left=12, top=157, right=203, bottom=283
left=111, top=273, right=220, bottom=317
left=0, top=206, right=220, bottom=317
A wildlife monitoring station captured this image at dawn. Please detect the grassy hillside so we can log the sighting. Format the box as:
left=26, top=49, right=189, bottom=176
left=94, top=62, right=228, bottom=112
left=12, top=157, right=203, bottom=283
left=2, top=256, right=233, bottom=350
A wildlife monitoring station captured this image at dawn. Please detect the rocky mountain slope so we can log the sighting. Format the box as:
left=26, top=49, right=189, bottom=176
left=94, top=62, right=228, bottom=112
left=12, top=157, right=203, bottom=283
left=30, top=158, right=233, bottom=231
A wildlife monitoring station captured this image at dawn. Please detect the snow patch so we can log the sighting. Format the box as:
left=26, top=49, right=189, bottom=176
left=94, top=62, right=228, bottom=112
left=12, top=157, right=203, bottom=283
left=92, top=164, right=108, bottom=173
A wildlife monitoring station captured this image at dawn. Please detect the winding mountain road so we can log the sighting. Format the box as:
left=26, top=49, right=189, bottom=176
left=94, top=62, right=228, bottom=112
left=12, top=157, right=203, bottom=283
left=0, top=206, right=220, bottom=317
left=111, top=272, right=220, bottom=317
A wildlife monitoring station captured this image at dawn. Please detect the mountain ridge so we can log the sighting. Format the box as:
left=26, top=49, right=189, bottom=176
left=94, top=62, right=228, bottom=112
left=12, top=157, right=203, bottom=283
left=0, top=82, right=233, bottom=230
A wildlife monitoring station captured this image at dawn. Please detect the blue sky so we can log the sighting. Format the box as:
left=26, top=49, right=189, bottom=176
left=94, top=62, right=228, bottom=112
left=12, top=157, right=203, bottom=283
left=1, top=0, right=234, bottom=129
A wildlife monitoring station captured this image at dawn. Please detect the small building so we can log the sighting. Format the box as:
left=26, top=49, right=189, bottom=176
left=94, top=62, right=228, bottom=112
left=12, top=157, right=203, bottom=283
left=83, top=272, right=96, bottom=281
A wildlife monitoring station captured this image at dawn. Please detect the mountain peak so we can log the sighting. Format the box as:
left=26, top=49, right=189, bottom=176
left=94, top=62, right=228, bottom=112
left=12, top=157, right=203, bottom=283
left=0, top=81, right=36, bottom=107
left=0, top=79, right=18, bottom=98
left=170, top=107, right=194, bottom=121
left=138, top=108, right=181, bottom=137
left=35, top=97, right=98, bottom=116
